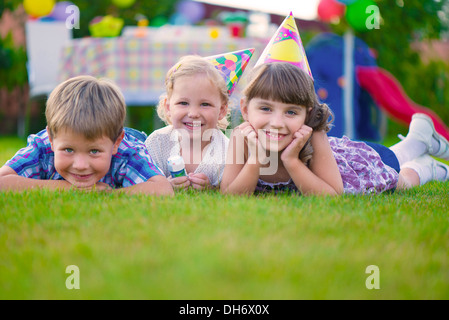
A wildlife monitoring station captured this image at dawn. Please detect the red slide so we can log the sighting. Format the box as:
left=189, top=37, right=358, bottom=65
left=356, top=66, right=449, bottom=140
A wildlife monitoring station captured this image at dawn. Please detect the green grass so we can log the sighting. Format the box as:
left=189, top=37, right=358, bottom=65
left=1, top=136, right=449, bottom=299
left=0, top=136, right=26, bottom=166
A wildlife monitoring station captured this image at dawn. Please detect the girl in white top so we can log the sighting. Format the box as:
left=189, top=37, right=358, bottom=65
left=145, top=55, right=230, bottom=190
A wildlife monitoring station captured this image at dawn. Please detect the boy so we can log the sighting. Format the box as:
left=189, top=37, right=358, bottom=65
left=0, top=75, right=173, bottom=195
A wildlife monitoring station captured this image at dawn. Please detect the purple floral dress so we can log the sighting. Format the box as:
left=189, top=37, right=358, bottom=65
left=256, top=136, right=399, bottom=195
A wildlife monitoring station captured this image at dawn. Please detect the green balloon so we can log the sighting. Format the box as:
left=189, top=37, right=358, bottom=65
left=150, top=16, right=168, bottom=27
left=112, top=0, right=135, bottom=9
left=345, top=0, right=377, bottom=32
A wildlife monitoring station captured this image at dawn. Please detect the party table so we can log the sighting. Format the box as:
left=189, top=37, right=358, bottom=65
left=58, top=36, right=268, bottom=105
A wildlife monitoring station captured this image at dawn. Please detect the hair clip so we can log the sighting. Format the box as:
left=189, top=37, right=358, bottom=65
left=173, top=62, right=182, bottom=74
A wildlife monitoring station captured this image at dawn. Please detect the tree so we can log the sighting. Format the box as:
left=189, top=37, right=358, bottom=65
left=333, top=0, right=449, bottom=125
left=70, top=0, right=178, bottom=38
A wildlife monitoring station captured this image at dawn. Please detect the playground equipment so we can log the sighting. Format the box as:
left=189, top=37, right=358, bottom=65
left=306, top=32, right=449, bottom=141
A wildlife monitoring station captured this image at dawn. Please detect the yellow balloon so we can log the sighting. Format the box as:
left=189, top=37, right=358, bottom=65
left=23, top=0, right=55, bottom=17
left=137, top=19, right=149, bottom=27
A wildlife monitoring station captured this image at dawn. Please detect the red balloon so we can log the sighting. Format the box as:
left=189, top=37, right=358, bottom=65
left=317, top=0, right=346, bottom=22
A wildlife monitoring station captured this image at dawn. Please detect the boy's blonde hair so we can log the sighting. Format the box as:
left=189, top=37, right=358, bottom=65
left=157, top=55, right=230, bottom=130
left=46, top=75, right=126, bottom=141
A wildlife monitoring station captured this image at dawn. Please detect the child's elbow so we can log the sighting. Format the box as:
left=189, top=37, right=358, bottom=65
left=0, top=165, right=15, bottom=178
left=327, top=184, right=344, bottom=196
left=334, top=180, right=344, bottom=195
left=125, top=175, right=174, bottom=196
left=150, top=175, right=174, bottom=196
left=219, top=182, right=237, bottom=195
left=220, top=183, right=253, bottom=196
left=325, top=183, right=344, bottom=196
left=219, top=183, right=228, bottom=194
left=335, top=186, right=344, bottom=195
left=220, top=184, right=234, bottom=195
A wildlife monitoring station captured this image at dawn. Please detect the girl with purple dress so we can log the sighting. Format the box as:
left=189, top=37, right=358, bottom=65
left=220, top=62, right=449, bottom=196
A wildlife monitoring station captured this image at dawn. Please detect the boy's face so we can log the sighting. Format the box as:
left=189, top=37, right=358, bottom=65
left=47, top=127, right=123, bottom=189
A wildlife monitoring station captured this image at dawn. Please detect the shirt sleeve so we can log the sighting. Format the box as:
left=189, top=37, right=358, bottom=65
left=113, top=138, right=164, bottom=188
left=5, top=131, right=55, bottom=179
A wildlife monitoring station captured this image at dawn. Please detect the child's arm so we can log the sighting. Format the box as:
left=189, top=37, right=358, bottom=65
left=113, top=174, right=174, bottom=196
left=220, top=123, right=262, bottom=195
left=0, top=165, right=73, bottom=191
left=0, top=166, right=114, bottom=192
left=282, top=129, right=343, bottom=196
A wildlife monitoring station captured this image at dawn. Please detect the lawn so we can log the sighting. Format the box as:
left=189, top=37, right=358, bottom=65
left=1, top=136, right=448, bottom=300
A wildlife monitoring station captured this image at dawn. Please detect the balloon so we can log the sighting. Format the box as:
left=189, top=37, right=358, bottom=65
left=48, top=1, right=75, bottom=21
left=89, top=15, right=124, bottom=37
left=317, top=0, right=346, bottom=23
left=177, top=0, right=206, bottom=24
left=169, top=13, right=189, bottom=25
left=39, top=16, right=56, bottom=21
left=24, top=0, right=55, bottom=18
left=209, top=28, right=219, bottom=39
left=112, top=0, right=136, bottom=9
left=137, top=19, right=149, bottom=27
left=336, top=0, right=358, bottom=4
left=345, top=0, right=377, bottom=32
left=150, top=16, right=168, bottom=27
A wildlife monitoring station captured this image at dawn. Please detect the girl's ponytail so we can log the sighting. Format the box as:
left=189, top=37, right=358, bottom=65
left=300, top=102, right=334, bottom=166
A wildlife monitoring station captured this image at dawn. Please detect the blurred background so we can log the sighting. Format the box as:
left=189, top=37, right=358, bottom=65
left=0, top=0, right=448, bottom=142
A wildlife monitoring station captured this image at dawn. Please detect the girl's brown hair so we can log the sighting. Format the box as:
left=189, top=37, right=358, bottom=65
left=243, top=62, right=333, bottom=166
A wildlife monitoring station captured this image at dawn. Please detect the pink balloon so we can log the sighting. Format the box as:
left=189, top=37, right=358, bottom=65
left=317, top=0, right=346, bottom=22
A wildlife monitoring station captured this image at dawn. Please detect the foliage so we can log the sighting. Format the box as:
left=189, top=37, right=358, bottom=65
left=70, top=0, right=178, bottom=38
left=0, top=0, right=23, bottom=18
left=331, top=0, right=449, bottom=124
left=0, top=1, right=29, bottom=90
left=0, top=32, right=28, bottom=91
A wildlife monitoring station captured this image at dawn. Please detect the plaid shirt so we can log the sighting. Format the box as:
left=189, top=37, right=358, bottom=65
left=5, top=128, right=163, bottom=188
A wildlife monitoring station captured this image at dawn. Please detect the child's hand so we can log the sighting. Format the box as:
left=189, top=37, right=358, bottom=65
left=168, top=175, right=191, bottom=190
left=94, top=181, right=113, bottom=191
left=238, top=122, right=267, bottom=164
left=188, top=172, right=212, bottom=190
left=281, top=125, right=313, bottom=164
left=239, top=121, right=258, bottom=150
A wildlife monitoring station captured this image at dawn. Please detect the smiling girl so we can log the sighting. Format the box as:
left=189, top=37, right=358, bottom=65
left=145, top=55, right=231, bottom=190
left=220, top=62, right=449, bottom=196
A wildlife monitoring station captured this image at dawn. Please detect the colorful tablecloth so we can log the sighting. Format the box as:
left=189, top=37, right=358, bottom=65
left=59, top=37, right=268, bottom=105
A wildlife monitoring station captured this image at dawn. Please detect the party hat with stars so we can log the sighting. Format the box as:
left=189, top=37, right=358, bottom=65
left=255, top=12, right=313, bottom=80
left=206, top=48, right=255, bottom=95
